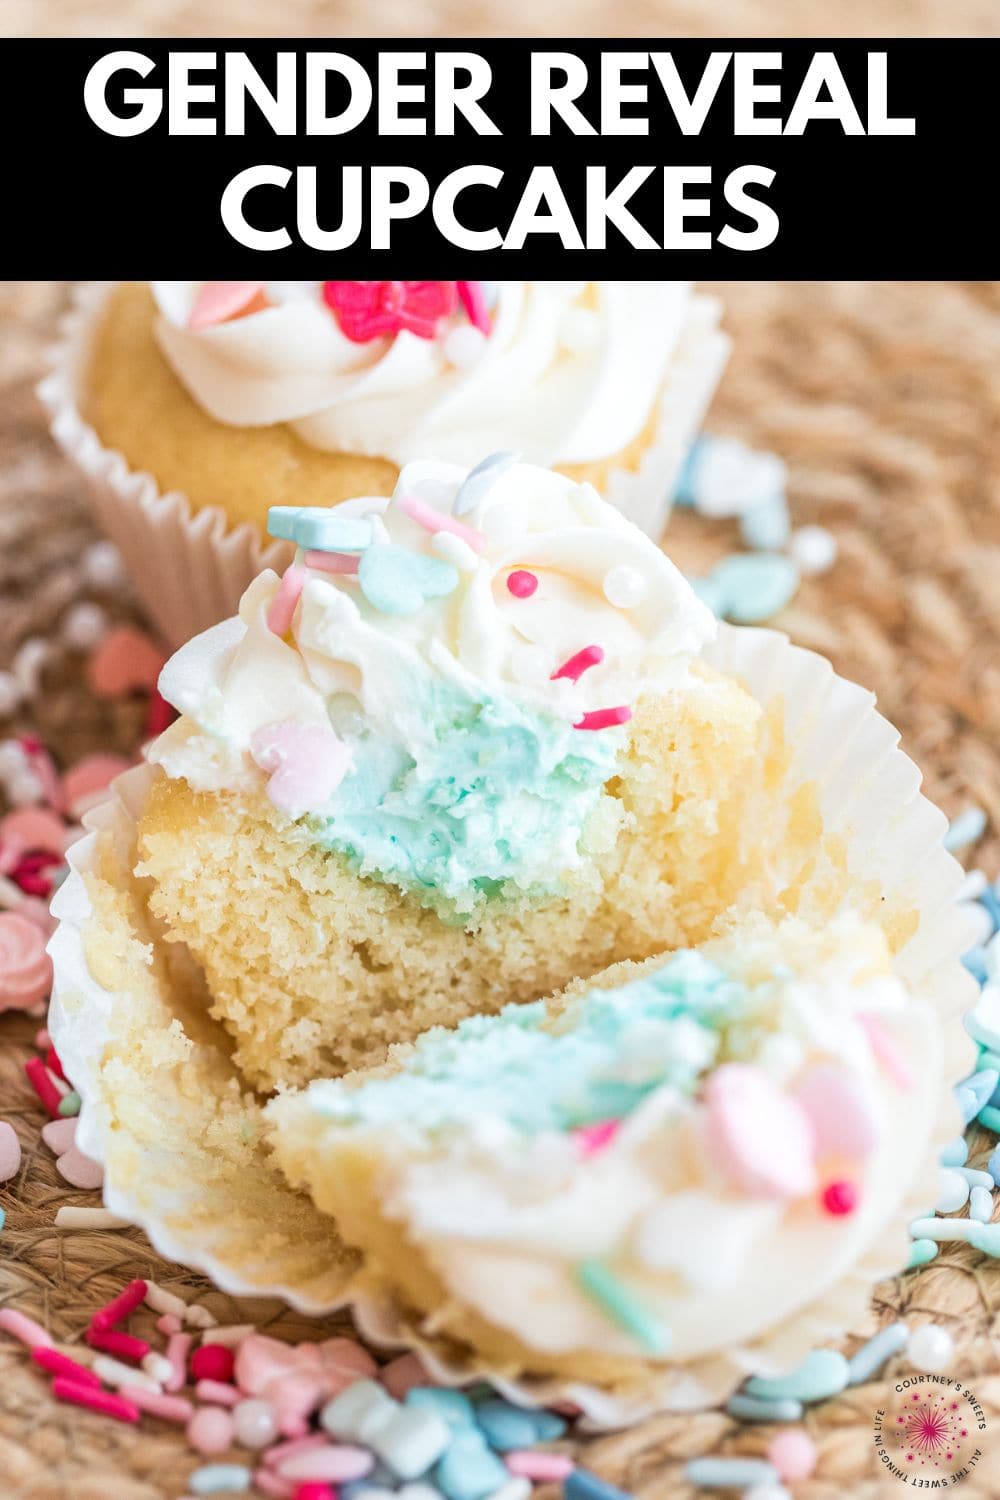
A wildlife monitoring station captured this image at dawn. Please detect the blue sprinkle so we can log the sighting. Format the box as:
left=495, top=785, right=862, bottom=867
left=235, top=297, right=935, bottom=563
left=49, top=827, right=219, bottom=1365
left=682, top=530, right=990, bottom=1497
left=473, top=1397, right=565, bottom=1450
left=739, top=493, right=791, bottom=551
left=268, top=506, right=374, bottom=552
left=968, top=1221, right=1000, bottom=1257
left=944, top=807, right=988, bottom=852
left=433, top=1429, right=508, bottom=1500
left=724, top=1392, right=804, bottom=1423
left=575, top=1258, right=670, bottom=1354
left=846, top=1321, right=908, bottom=1385
left=744, top=1347, right=850, bottom=1403
left=407, top=1388, right=477, bottom=1431
left=980, top=885, right=1000, bottom=932
left=970, top=1185, right=993, bottom=1223
left=673, top=440, right=705, bottom=507
left=688, top=574, right=727, bottom=617
left=988, top=1143, right=1000, bottom=1185
left=564, top=1473, right=633, bottom=1500
left=359, top=544, right=459, bottom=616
left=963, top=948, right=989, bottom=985
left=0, top=1207, right=5, bottom=1234
left=979, top=1104, right=1000, bottom=1133
left=710, top=553, right=800, bottom=625
left=188, top=1465, right=252, bottom=1495
left=954, top=1069, right=999, bottom=1124
left=453, top=451, right=520, bottom=516
left=957, top=1166, right=994, bottom=1190
left=906, top=1238, right=939, bottom=1269
left=685, top=1457, right=780, bottom=1489
left=940, top=1136, right=969, bottom=1168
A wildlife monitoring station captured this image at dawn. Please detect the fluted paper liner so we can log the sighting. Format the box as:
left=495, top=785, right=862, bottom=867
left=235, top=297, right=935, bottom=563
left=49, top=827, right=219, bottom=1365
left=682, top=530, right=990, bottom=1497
left=38, top=282, right=730, bottom=648
left=48, top=624, right=977, bottom=1426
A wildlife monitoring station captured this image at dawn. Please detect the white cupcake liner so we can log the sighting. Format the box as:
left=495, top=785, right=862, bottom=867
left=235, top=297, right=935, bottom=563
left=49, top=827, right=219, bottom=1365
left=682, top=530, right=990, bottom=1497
left=47, top=624, right=977, bottom=1425
left=38, top=283, right=729, bottom=648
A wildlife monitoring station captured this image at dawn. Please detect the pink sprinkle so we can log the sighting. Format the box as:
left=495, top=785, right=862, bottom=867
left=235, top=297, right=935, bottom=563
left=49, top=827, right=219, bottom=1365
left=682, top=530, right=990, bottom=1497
left=264, top=1433, right=331, bottom=1469
left=34, top=1027, right=51, bottom=1049
left=120, top=1386, right=194, bottom=1423
left=822, top=1179, right=860, bottom=1216
left=380, top=1352, right=438, bottom=1400
left=87, top=626, right=166, bottom=698
left=574, top=706, right=632, bottom=732
left=276, top=1445, right=374, bottom=1483
left=0, top=1308, right=54, bottom=1350
left=767, top=1428, right=817, bottom=1482
left=397, top=492, right=486, bottom=552
left=196, top=1379, right=241, bottom=1407
left=0, top=807, right=67, bottom=858
left=571, top=1119, right=621, bottom=1157
left=92, top=1278, right=147, bottom=1329
left=85, top=1326, right=150, bottom=1362
left=24, top=1057, right=63, bottom=1118
left=254, top=1471, right=297, bottom=1500
left=62, top=753, right=133, bottom=817
left=32, top=1346, right=100, bottom=1386
left=552, top=644, right=605, bottom=683
left=41, top=1117, right=77, bottom=1155
left=250, top=721, right=350, bottom=821
left=267, top=565, right=308, bottom=638
left=157, top=1313, right=182, bottom=1336
left=165, top=1331, right=192, bottom=1392
left=290, top=1486, right=335, bottom=1500
left=145, top=687, right=177, bottom=739
left=506, top=570, right=538, bottom=599
left=456, top=280, right=491, bottom=334
left=191, top=1343, right=236, bottom=1384
left=505, top=1452, right=576, bottom=1481
left=188, top=1404, right=235, bottom=1455
left=189, top=280, right=267, bottom=330
left=859, top=1012, right=914, bottom=1091
left=304, top=550, right=360, bottom=575
left=52, top=1376, right=140, bottom=1423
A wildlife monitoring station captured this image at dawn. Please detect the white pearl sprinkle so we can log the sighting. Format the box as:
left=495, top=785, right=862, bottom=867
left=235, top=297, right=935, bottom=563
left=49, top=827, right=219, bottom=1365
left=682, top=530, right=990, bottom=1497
left=82, top=540, right=125, bottom=591
left=232, top=1397, right=278, bottom=1449
left=0, top=672, right=23, bottom=718
left=6, top=769, right=45, bottom=807
left=788, top=524, right=838, bottom=576
left=602, top=564, right=647, bottom=609
left=906, top=1323, right=954, bottom=1373
left=443, top=324, right=488, bottom=369
left=61, top=601, right=108, bottom=651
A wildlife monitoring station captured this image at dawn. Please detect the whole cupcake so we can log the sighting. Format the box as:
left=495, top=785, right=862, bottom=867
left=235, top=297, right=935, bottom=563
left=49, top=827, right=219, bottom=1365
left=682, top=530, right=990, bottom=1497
left=40, top=281, right=729, bottom=644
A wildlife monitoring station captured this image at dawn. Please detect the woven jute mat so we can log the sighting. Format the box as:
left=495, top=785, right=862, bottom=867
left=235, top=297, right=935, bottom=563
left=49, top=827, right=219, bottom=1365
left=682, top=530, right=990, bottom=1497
left=2, top=279, right=1000, bottom=1499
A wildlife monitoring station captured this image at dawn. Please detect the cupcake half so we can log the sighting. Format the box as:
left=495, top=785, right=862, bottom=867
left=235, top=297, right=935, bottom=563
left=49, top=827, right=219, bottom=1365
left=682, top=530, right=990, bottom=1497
left=40, top=281, right=729, bottom=644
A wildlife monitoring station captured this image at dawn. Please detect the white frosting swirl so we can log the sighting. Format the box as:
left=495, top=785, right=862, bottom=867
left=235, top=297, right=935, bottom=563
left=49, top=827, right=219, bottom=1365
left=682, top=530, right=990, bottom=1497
left=151, top=281, right=691, bottom=467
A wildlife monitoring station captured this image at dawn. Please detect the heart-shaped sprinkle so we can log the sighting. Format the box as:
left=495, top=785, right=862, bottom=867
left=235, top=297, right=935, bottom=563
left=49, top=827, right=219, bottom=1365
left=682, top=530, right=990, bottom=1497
left=705, top=1063, right=817, bottom=1199
left=267, top=508, right=374, bottom=553
left=250, top=722, right=350, bottom=820
left=189, top=281, right=267, bottom=330
left=358, top=545, right=459, bottom=617
left=55, top=1145, right=104, bottom=1191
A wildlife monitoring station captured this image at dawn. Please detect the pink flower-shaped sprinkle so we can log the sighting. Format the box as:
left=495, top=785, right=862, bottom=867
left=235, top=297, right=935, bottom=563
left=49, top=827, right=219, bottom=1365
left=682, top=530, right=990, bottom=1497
left=0, top=911, right=53, bottom=1013
left=323, top=281, right=457, bottom=342
left=250, top=722, right=351, bottom=820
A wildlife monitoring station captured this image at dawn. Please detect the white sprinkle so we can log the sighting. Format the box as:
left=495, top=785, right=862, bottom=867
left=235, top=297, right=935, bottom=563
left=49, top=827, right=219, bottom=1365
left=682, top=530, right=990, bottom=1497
left=969, top=1185, right=994, bottom=1223
left=962, top=901, right=996, bottom=949
left=185, top=1303, right=218, bottom=1329
left=788, top=524, right=838, bottom=576
left=61, top=601, right=108, bottom=651
left=908, top=1217, right=977, bottom=1243
left=934, top=1168, right=971, bottom=1215
left=93, top=1355, right=161, bottom=1391
left=958, top=869, right=990, bottom=902
left=443, top=324, right=488, bottom=369
left=0, top=671, right=23, bottom=717
left=0, top=874, right=24, bottom=908
left=142, top=1351, right=175, bottom=1384
left=13, top=638, right=52, bottom=697
left=143, top=1279, right=189, bottom=1319
left=944, top=806, right=988, bottom=853
left=200, top=1324, right=255, bottom=1348
left=430, top=531, right=479, bottom=572
left=602, top=564, right=647, bottom=609
left=0, top=739, right=28, bottom=777
left=82, top=540, right=125, bottom=590
left=54, top=1207, right=130, bottom=1229
left=5, top=769, right=45, bottom=806
left=690, top=437, right=787, bottom=519
left=906, top=1323, right=954, bottom=1373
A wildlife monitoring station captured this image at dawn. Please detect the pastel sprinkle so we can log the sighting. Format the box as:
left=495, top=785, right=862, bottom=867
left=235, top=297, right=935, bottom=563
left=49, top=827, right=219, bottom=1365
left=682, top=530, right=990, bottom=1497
left=196, top=1379, right=242, bottom=1407
left=934, top=1169, right=970, bottom=1214
left=705, top=1064, right=816, bottom=1199
left=739, top=494, right=790, bottom=552
left=989, top=1143, right=1000, bottom=1183
left=570, top=1119, right=621, bottom=1157
left=724, top=1394, right=804, bottom=1423
left=276, top=1445, right=376, bottom=1482
left=0, top=1119, right=21, bottom=1180
left=978, top=1104, right=1000, bottom=1133
left=55, top=1145, right=103, bottom=1191
left=939, top=1136, right=969, bottom=1167
left=711, top=553, right=799, bottom=625
left=52, top=1377, right=140, bottom=1423
left=252, top=1472, right=297, bottom=1500
left=57, top=1090, right=81, bottom=1118
left=944, top=806, right=988, bottom=852
left=268, top=508, right=374, bottom=553
left=745, top=1348, right=850, bottom=1404
left=359, top=545, right=459, bottom=617
left=564, top=1470, right=634, bottom=1500
left=574, top=706, right=631, bottom=732
left=166, top=1331, right=193, bottom=1391
left=405, top=1388, right=476, bottom=1431
left=0, top=1308, right=53, bottom=1349
left=201, top=1324, right=256, bottom=1348
left=397, top=493, right=486, bottom=553
left=120, top=1386, right=194, bottom=1423
left=574, top=1258, right=669, bottom=1353
left=955, top=1068, right=998, bottom=1124
left=506, top=571, right=538, bottom=599
left=305, top=550, right=360, bottom=575
left=189, top=281, right=266, bottom=329
left=970, top=1185, right=993, bottom=1222
left=144, top=1280, right=189, bottom=1320
left=267, top=566, right=308, bottom=637
left=54, top=1207, right=129, bottom=1229
left=92, top=1354, right=160, bottom=1392
left=957, top=1166, right=994, bottom=1190
left=846, top=1322, right=908, bottom=1385
left=552, top=645, right=604, bottom=683
left=968, top=1221, right=1000, bottom=1256
left=188, top=1464, right=252, bottom=1494
left=87, top=625, right=166, bottom=698
left=908, top=1217, right=977, bottom=1243
left=456, top=281, right=491, bottom=334
left=858, top=1012, right=914, bottom=1090
left=454, top=451, right=520, bottom=516
left=767, top=1429, right=816, bottom=1482
left=685, top=1457, right=780, bottom=1489
left=505, top=1452, right=574, bottom=1481
left=188, top=1405, right=236, bottom=1455
left=906, top=1238, right=939, bottom=1268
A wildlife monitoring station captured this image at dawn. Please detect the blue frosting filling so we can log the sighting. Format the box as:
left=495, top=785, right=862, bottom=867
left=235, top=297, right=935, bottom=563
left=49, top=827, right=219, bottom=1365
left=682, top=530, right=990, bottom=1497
left=311, top=950, right=746, bottom=1135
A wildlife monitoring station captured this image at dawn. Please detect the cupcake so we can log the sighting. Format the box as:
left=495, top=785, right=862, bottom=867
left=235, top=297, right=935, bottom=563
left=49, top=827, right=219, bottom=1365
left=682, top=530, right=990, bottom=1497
left=40, top=281, right=729, bottom=644
left=268, top=912, right=945, bottom=1388
left=132, top=458, right=779, bottom=1093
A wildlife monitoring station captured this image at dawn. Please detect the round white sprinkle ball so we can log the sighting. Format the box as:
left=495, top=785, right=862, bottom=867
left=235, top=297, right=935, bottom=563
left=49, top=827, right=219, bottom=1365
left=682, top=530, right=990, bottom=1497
left=906, top=1322, right=954, bottom=1372
left=0, top=740, right=28, bottom=777
left=559, top=307, right=600, bottom=354
left=82, top=540, right=125, bottom=591
left=0, top=672, right=23, bottom=718
left=443, top=325, right=488, bottom=369
left=61, top=601, right=108, bottom=651
left=789, top=524, right=838, bottom=576
left=603, top=564, right=647, bottom=609
left=233, top=1397, right=278, bottom=1448
left=6, top=769, right=45, bottom=807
